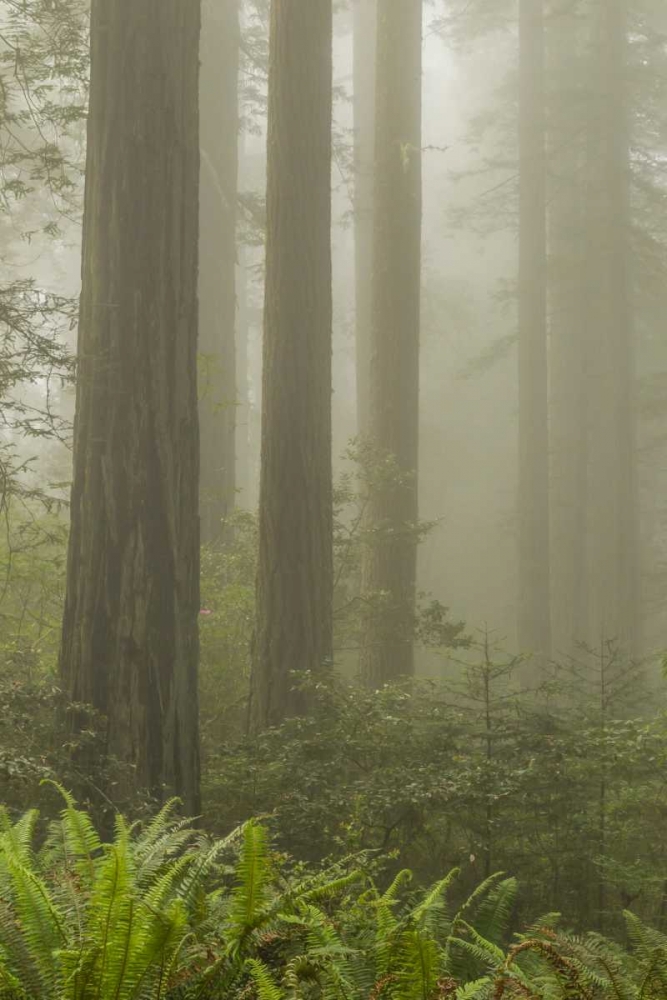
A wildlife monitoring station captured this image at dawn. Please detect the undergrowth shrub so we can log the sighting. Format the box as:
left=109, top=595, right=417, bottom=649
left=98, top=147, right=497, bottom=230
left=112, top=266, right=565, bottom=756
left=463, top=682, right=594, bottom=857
left=203, top=664, right=667, bottom=936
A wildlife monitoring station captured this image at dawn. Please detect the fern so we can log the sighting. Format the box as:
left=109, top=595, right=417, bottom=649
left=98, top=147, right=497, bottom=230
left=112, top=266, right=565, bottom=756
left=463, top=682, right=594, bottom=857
left=0, top=793, right=236, bottom=1000
left=228, top=821, right=271, bottom=947
left=1, top=794, right=666, bottom=1000
left=40, top=782, right=102, bottom=888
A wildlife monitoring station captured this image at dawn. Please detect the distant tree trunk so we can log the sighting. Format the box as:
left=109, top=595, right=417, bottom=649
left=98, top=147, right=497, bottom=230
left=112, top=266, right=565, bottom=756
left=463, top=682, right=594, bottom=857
left=517, top=0, right=551, bottom=657
left=547, top=0, right=590, bottom=654
left=236, top=243, right=251, bottom=506
left=248, top=0, right=333, bottom=732
left=353, top=0, right=376, bottom=438
left=587, top=0, right=638, bottom=654
left=359, top=0, right=422, bottom=688
left=59, top=0, right=201, bottom=813
left=199, top=0, right=239, bottom=544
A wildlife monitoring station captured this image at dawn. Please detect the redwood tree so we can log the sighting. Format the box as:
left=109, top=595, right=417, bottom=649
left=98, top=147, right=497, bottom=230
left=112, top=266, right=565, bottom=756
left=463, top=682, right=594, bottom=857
left=59, top=0, right=201, bottom=812
left=199, top=0, right=240, bottom=544
left=248, top=0, right=333, bottom=732
left=517, top=0, right=551, bottom=657
left=353, top=0, right=377, bottom=438
left=359, top=0, right=422, bottom=687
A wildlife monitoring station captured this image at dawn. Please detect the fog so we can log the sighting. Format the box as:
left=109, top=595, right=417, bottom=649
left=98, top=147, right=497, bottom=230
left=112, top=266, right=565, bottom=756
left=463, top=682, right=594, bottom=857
left=234, top=1, right=667, bottom=666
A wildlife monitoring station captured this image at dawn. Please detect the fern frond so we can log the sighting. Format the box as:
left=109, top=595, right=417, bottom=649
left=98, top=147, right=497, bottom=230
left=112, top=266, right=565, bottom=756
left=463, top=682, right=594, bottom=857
left=472, top=878, right=517, bottom=947
left=392, top=930, right=441, bottom=1000
left=246, top=957, right=284, bottom=1000
left=44, top=783, right=102, bottom=888
left=455, top=977, right=492, bottom=1000
left=624, top=910, right=667, bottom=963
left=411, top=868, right=460, bottom=933
left=299, top=869, right=365, bottom=905
left=381, top=869, right=413, bottom=906
left=457, top=921, right=505, bottom=966
left=228, top=821, right=271, bottom=948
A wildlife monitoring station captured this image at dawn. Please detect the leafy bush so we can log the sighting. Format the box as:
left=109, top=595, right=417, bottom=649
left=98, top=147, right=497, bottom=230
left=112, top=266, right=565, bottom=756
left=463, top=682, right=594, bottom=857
left=204, top=662, right=667, bottom=936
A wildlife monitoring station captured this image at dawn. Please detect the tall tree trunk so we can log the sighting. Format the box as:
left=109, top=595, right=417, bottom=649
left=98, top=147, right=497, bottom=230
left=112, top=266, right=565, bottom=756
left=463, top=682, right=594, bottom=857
left=236, top=243, right=251, bottom=506
left=199, top=0, right=240, bottom=544
left=517, top=0, right=551, bottom=657
left=248, top=0, right=333, bottom=732
left=59, top=0, right=201, bottom=813
left=359, top=0, right=422, bottom=688
left=587, top=0, right=638, bottom=654
left=353, top=0, right=376, bottom=438
left=547, top=0, right=590, bottom=655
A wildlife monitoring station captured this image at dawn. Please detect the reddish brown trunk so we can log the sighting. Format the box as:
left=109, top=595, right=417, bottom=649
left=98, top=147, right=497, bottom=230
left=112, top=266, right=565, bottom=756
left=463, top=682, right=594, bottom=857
left=249, top=0, right=333, bottom=732
left=359, top=0, right=422, bottom=688
left=59, top=0, right=201, bottom=813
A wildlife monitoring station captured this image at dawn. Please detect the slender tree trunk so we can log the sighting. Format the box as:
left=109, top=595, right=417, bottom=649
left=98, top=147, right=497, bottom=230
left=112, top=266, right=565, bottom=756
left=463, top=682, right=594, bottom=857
left=359, top=0, right=422, bottom=688
left=248, top=0, right=333, bottom=732
left=604, top=3, right=637, bottom=657
left=353, top=0, right=376, bottom=438
left=547, top=0, right=590, bottom=655
left=517, top=0, right=551, bottom=658
left=199, top=0, right=239, bottom=544
left=59, top=0, right=201, bottom=813
left=587, top=0, right=638, bottom=655
left=236, top=243, right=251, bottom=506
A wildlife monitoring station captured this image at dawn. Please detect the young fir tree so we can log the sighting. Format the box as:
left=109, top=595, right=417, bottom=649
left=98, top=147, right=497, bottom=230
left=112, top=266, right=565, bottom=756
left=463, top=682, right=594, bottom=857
left=359, top=0, right=423, bottom=688
left=248, top=0, right=333, bottom=732
left=199, top=0, right=240, bottom=544
left=59, top=0, right=201, bottom=812
left=517, top=0, right=551, bottom=658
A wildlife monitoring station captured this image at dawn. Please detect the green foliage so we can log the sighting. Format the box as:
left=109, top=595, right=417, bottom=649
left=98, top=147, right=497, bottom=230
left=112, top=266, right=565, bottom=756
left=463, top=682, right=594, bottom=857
left=199, top=510, right=257, bottom=746
left=332, top=441, right=469, bottom=665
left=204, top=641, right=667, bottom=938
left=0, top=0, right=87, bottom=214
left=0, top=787, right=207, bottom=998
left=199, top=447, right=468, bottom=748
left=0, top=0, right=83, bottom=515
left=2, top=794, right=667, bottom=1000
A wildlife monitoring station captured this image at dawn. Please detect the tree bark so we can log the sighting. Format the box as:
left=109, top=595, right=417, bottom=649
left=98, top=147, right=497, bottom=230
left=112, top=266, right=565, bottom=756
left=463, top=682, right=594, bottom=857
left=59, top=0, right=201, bottom=814
left=359, top=0, right=422, bottom=688
left=248, top=0, right=333, bottom=732
left=353, top=0, right=376, bottom=438
left=517, top=0, right=551, bottom=658
left=199, top=0, right=240, bottom=544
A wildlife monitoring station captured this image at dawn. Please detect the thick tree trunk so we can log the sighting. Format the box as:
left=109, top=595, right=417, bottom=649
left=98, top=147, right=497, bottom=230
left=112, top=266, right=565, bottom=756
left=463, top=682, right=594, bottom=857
left=359, top=0, right=422, bottom=688
left=59, top=0, right=201, bottom=813
left=547, top=1, right=590, bottom=655
left=517, top=0, right=551, bottom=658
left=199, top=0, right=239, bottom=544
left=353, top=0, right=376, bottom=438
left=587, top=0, right=638, bottom=654
left=248, top=0, right=333, bottom=732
